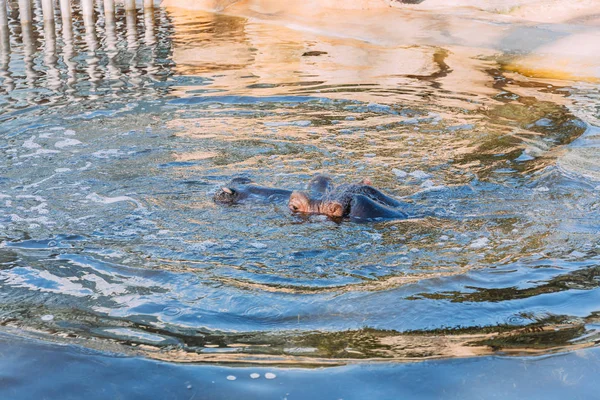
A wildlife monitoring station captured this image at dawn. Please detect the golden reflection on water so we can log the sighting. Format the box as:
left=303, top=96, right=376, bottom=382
left=0, top=1, right=599, bottom=366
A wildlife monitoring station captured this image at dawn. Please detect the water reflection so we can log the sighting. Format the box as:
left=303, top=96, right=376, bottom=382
left=0, top=2, right=599, bottom=367
left=0, top=0, right=12, bottom=95
left=0, top=0, right=177, bottom=120
left=82, top=0, right=100, bottom=90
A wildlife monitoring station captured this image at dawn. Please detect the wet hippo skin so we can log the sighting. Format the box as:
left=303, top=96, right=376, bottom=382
left=215, top=174, right=410, bottom=221
left=213, top=174, right=334, bottom=205
left=213, top=177, right=293, bottom=204
left=289, top=179, right=411, bottom=221
left=348, top=194, right=408, bottom=220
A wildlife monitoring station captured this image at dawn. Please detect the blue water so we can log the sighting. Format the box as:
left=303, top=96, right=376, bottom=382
left=0, top=2, right=600, bottom=398
left=1, top=332, right=599, bottom=400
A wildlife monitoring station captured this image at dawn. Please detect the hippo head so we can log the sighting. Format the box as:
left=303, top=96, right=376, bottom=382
left=288, top=191, right=344, bottom=218
left=307, top=174, right=334, bottom=197
left=213, top=177, right=254, bottom=204
left=213, top=187, right=239, bottom=204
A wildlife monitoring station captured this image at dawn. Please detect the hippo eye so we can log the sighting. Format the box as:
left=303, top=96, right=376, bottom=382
left=291, top=205, right=298, bottom=211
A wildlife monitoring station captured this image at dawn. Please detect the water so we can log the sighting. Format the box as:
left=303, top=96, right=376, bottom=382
left=1, top=1, right=600, bottom=397
left=2, top=331, right=599, bottom=400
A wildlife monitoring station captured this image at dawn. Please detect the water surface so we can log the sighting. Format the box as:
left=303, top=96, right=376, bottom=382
left=1, top=1, right=600, bottom=395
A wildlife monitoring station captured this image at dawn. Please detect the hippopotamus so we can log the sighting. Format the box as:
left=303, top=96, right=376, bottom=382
left=213, top=175, right=334, bottom=205
left=288, top=182, right=410, bottom=221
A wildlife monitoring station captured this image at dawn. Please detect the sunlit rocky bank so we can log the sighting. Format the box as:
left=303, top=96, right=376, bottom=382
left=161, top=0, right=600, bottom=82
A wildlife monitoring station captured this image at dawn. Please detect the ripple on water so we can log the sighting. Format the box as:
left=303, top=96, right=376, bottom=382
left=0, top=1, right=598, bottom=366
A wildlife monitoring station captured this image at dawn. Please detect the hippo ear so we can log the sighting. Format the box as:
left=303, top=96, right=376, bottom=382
left=222, top=187, right=235, bottom=195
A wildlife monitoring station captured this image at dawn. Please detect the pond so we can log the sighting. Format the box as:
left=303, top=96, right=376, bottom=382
left=0, top=1, right=599, bottom=398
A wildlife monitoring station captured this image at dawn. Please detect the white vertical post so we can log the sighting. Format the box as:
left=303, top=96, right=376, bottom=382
left=43, top=18, right=61, bottom=91
left=81, top=0, right=94, bottom=26
left=0, top=0, right=9, bottom=29
left=82, top=0, right=99, bottom=88
left=103, top=0, right=116, bottom=51
left=103, top=0, right=114, bottom=21
left=104, top=0, right=117, bottom=52
left=124, top=0, right=135, bottom=12
left=41, top=0, right=54, bottom=21
left=60, top=0, right=75, bottom=90
left=0, top=0, right=9, bottom=56
left=143, top=0, right=154, bottom=45
left=18, top=0, right=33, bottom=24
left=125, top=0, right=137, bottom=50
left=59, top=0, right=72, bottom=27
left=0, top=1, right=12, bottom=94
left=142, top=0, right=156, bottom=78
left=21, top=19, right=36, bottom=84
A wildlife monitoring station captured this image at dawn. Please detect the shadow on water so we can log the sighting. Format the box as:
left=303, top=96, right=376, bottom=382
left=0, top=0, right=600, bottom=389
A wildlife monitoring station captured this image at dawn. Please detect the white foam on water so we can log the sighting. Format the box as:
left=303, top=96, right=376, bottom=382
left=22, top=174, right=56, bottom=189
left=74, top=215, right=96, bottom=222
left=250, top=242, right=268, bottom=249
left=41, top=314, right=54, bottom=321
left=78, top=162, right=93, bottom=171
left=29, top=203, right=49, bottom=215
left=226, top=375, right=237, bottom=381
left=569, top=251, right=586, bottom=258
left=420, top=179, right=436, bottom=188
left=364, top=232, right=382, bottom=240
left=409, top=170, right=431, bottom=179
left=10, top=214, right=54, bottom=226
left=86, top=193, right=145, bottom=209
left=250, top=373, right=260, bottom=379
left=19, top=149, right=60, bottom=158
left=23, top=136, right=41, bottom=149
left=470, top=237, right=490, bottom=249
left=92, top=149, right=121, bottom=158
left=55, top=139, right=82, bottom=148
left=265, top=373, right=276, bottom=380
left=392, top=168, right=408, bottom=178
left=16, top=194, right=46, bottom=203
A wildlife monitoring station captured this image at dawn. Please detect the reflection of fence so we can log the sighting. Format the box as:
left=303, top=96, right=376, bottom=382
left=0, top=0, right=173, bottom=111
